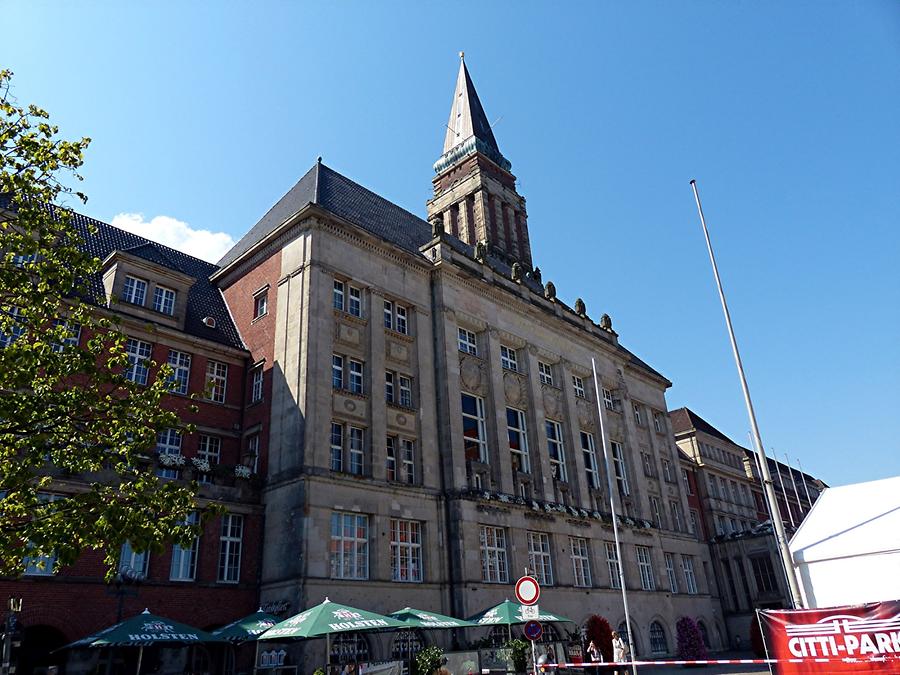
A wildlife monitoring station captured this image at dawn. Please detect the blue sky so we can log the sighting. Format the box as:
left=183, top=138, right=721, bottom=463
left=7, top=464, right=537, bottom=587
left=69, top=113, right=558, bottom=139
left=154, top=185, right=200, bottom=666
left=3, top=1, right=898, bottom=487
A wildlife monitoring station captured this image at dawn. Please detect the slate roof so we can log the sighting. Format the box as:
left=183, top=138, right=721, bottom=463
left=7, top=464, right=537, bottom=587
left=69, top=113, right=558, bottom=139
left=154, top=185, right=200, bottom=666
left=0, top=194, right=243, bottom=350
left=669, top=407, right=737, bottom=444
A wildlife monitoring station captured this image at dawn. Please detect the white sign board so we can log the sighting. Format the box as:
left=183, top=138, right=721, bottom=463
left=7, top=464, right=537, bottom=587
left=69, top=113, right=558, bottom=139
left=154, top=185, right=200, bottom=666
left=520, top=604, right=539, bottom=620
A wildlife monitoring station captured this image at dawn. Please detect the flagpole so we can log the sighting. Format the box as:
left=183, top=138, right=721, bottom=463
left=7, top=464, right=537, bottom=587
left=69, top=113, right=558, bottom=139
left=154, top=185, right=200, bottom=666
left=592, top=358, right=638, bottom=675
left=784, top=453, right=804, bottom=518
left=796, top=459, right=815, bottom=507
left=771, top=450, right=795, bottom=528
left=748, top=441, right=776, bottom=526
left=689, top=179, right=804, bottom=609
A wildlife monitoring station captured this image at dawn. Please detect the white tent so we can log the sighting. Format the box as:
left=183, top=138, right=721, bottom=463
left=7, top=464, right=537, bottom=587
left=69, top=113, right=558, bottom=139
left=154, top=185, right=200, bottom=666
left=789, top=475, right=900, bottom=608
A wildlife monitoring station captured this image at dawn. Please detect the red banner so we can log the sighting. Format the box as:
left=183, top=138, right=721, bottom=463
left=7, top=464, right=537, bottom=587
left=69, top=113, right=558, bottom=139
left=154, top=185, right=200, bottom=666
left=760, top=600, right=900, bottom=674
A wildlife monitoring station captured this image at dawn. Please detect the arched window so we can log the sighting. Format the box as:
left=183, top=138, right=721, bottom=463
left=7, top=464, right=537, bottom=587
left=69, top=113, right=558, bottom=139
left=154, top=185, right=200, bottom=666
left=697, top=620, right=710, bottom=649
left=392, top=630, right=426, bottom=675
left=488, top=626, right=510, bottom=647
left=331, top=632, right=370, bottom=664
left=618, top=621, right=639, bottom=656
left=649, top=621, right=668, bottom=655
left=539, top=624, right=562, bottom=644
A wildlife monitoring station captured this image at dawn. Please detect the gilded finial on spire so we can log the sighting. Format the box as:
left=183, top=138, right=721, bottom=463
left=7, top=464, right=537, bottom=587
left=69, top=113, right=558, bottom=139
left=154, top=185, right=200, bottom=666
left=459, top=51, right=465, bottom=60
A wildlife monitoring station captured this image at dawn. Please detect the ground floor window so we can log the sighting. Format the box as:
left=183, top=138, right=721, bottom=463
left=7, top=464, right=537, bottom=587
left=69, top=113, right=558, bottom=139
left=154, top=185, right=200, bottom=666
left=649, top=621, right=668, bottom=655
left=391, top=629, right=425, bottom=675
left=330, top=632, right=370, bottom=665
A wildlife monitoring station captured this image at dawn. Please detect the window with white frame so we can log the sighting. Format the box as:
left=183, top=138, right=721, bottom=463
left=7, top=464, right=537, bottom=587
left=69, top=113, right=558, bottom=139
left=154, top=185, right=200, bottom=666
left=662, top=459, right=673, bottom=483
left=246, top=434, right=260, bottom=473
left=349, top=426, right=364, bottom=475
left=570, top=536, right=591, bottom=587
left=506, top=407, right=530, bottom=473
left=500, top=345, right=518, bottom=372
left=670, top=501, right=683, bottom=532
left=636, top=545, right=655, bottom=590
left=218, top=513, right=243, bottom=583
left=333, top=279, right=345, bottom=311
left=51, top=318, right=81, bottom=352
left=125, top=338, right=152, bottom=385
left=633, top=403, right=644, bottom=426
left=250, top=367, right=264, bottom=403
left=119, top=541, right=150, bottom=579
left=383, top=300, right=394, bottom=330
left=156, top=428, right=182, bottom=479
left=153, top=285, right=177, bottom=315
left=205, top=360, right=228, bottom=403
left=649, top=496, right=662, bottom=528
left=385, top=371, right=395, bottom=403
left=170, top=512, right=199, bottom=581
left=122, top=275, right=147, bottom=306
left=331, top=422, right=344, bottom=472
left=572, top=376, right=586, bottom=399
left=605, top=542, right=621, bottom=589
left=527, top=531, right=554, bottom=585
left=538, top=361, right=553, bottom=386
left=682, top=555, right=698, bottom=594
left=331, top=512, right=368, bottom=579
left=653, top=412, right=664, bottom=433
left=167, top=350, right=191, bottom=395
left=400, top=439, right=415, bottom=484
left=611, top=441, right=629, bottom=495
left=197, top=435, right=221, bottom=483
left=253, top=290, right=268, bottom=319
left=689, top=509, right=699, bottom=536
left=395, top=305, right=408, bottom=335
left=545, top=420, right=567, bottom=481
left=642, top=452, right=655, bottom=477
left=398, top=375, right=412, bottom=408
left=348, top=359, right=364, bottom=394
left=386, top=436, right=397, bottom=481
left=23, top=495, right=58, bottom=575
left=390, top=519, right=422, bottom=582
left=707, top=473, right=719, bottom=498
left=682, top=468, right=694, bottom=495
left=331, top=423, right=365, bottom=475
left=458, top=327, right=477, bottom=355
left=664, top=552, right=679, bottom=593
left=348, top=285, right=362, bottom=317
left=479, top=525, right=508, bottom=583
left=602, top=387, right=619, bottom=412
left=332, top=354, right=344, bottom=390
left=580, top=431, right=600, bottom=490
left=462, top=393, right=488, bottom=463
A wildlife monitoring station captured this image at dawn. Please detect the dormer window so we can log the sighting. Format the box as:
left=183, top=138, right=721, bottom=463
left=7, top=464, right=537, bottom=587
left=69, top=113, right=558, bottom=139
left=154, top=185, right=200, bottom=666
left=153, top=286, right=177, bottom=315
left=122, top=276, right=147, bottom=306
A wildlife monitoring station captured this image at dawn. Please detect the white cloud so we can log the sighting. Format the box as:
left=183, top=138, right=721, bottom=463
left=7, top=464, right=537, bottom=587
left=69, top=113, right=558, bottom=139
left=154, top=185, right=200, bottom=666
left=110, top=213, right=236, bottom=264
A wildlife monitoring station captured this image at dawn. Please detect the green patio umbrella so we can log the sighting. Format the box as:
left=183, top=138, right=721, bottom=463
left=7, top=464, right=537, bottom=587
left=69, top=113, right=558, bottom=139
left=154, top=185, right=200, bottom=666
left=66, top=608, right=222, bottom=674
left=211, top=609, right=280, bottom=642
left=390, top=607, right=479, bottom=673
left=259, top=597, right=408, bottom=670
left=467, top=599, right=573, bottom=641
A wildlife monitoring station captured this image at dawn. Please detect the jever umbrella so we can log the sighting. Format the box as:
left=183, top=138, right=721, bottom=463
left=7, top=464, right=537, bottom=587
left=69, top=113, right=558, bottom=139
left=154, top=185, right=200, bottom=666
left=65, top=608, right=222, bottom=674
left=259, top=597, right=408, bottom=671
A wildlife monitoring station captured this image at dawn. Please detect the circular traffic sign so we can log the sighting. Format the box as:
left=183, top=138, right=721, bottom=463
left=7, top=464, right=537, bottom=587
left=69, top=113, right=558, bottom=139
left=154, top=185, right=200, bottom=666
left=523, top=620, right=543, bottom=641
left=515, top=575, right=541, bottom=605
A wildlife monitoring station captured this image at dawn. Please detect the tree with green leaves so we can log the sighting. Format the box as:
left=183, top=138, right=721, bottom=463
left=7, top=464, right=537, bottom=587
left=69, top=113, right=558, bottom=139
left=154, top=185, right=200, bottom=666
left=0, top=69, right=207, bottom=579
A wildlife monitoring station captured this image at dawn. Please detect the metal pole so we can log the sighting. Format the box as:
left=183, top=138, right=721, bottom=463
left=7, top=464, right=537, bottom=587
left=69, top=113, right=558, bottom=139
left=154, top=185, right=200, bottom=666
left=689, top=179, right=804, bottom=609
left=796, top=459, right=815, bottom=508
left=771, top=450, right=795, bottom=528
left=135, top=645, right=143, bottom=675
left=591, top=358, right=638, bottom=675
left=784, top=453, right=804, bottom=519
left=748, top=442, right=777, bottom=526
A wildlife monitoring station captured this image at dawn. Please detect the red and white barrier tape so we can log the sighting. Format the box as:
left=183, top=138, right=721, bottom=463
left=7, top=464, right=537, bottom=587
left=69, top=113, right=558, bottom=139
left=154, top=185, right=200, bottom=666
left=488, top=654, right=900, bottom=669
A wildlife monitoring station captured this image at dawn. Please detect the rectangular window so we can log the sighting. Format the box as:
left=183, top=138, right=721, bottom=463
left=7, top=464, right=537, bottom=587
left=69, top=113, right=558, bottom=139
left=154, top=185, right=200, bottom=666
left=167, top=349, right=191, bottom=395
left=330, top=512, right=369, bottom=580
left=689, top=509, right=700, bottom=536
left=395, top=305, right=408, bottom=335
left=650, top=496, right=662, bottom=528
left=390, top=519, right=422, bottom=582
left=385, top=371, right=395, bottom=403
left=205, top=360, right=228, bottom=403
left=545, top=420, right=567, bottom=481
left=250, top=367, right=264, bottom=403
left=611, top=441, right=629, bottom=495
left=384, top=300, right=394, bottom=330
left=458, top=327, right=477, bottom=355
left=662, top=459, right=673, bottom=483
left=400, top=438, right=415, bottom=484
left=527, top=532, right=554, bottom=586
left=670, top=501, right=683, bottom=532
left=331, top=422, right=344, bottom=472
left=636, top=545, right=655, bottom=590
left=398, top=375, right=412, bottom=408
left=349, top=426, right=364, bottom=475
left=570, top=536, right=592, bottom=587
left=332, top=354, right=344, bottom=390
left=348, top=286, right=362, bottom=317
left=633, top=403, right=644, bottom=426
left=500, top=345, right=518, bottom=372
left=538, top=361, right=553, bottom=386
left=333, top=279, right=345, bottom=311
left=730, top=480, right=740, bottom=504
left=605, top=542, right=621, bottom=589
left=603, top=388, right=615, bottom=411
left=348, top=359, right=364, bottom=394
left=653, top=412, right=664, bottom=433
left=479, top=526, right=508, bottom=583
left=51, top=318, right=81, bottom=352
left=682, top=468, right=694, bottom=495
left=507, top=407, right=530, bottom=474
left=665, top=553, right=679, bottom=593
left=156, top=428, right=182, bottom=479
left=572, top=376, right=585, bottom=399
left=682, top=555, right=699, bottom=594
left=246, top=434, right=260, bottom=473
left=153, top=285, right=177, bottom=315
left=580, top=431, right=599, bottom=490
left=642, top=452, right=655, bottom=477
left=254, top=291, right=268, bottom=319
left=707, top=473, right=719, bottom=498
left=122, top=275, right=147, bottom=306
left=462, top=393, right=488, bottom=463
left=119, top=541, right=150, bottom=579
left=386, top=436, right=397, bottom=481
left=197, top=435, right=221, bottom=483
left=170, top=512, right=199, bottom=581
left=125, top=338, right=152, bottom=385
left=218, top=513, right=243, bottom=583
left=751, top=555, right=778, bottom=593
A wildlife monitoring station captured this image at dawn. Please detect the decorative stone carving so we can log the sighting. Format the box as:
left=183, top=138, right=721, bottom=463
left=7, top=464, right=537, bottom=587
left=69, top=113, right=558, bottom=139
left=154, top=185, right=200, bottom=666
left=343, top=399, right=357, bottom=412
left=576, top=399, right=594, bottom=428
left=532, top=266, right=542, bottom=284
left=511, top=262, right=523, bottom=282
left=503, top=372, right=526, bottom=405
left=475, top=240, right=488, bottom=262
left=575, top=298, right=586, bottom=316
left=387, top=340, right=409, bottom=363
left=600, top=313, right=613, bottom=331
left=336, top=321, right=360, bottom=345
left=542, top=387, right=562, bottom=418
left=544, top=281, right=556, bottom=300
left=460, top=355, right=483, bottom=391
left=429, top=214, right=443, bottom=238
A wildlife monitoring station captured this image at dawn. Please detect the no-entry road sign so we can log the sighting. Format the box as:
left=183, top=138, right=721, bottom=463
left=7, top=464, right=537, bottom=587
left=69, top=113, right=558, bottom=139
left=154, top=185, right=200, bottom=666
left=515, top=575, right=541, bottom=605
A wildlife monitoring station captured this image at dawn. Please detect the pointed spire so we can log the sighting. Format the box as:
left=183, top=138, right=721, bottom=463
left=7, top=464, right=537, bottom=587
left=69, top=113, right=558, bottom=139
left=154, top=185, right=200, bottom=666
left=436, top=54, right=510, bottom=173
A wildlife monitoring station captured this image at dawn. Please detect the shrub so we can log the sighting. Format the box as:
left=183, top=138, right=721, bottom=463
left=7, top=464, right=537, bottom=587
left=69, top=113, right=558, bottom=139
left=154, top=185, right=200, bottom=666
left=585, top=614, right=614, bottom=662
left=505, top=638, right=530, bottom=673
left=415, top=644, right=444, bottom=675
